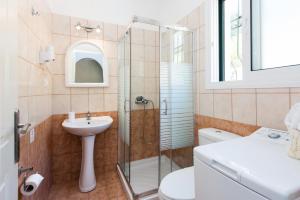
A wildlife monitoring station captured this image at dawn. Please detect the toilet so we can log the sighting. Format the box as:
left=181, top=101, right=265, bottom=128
left=158, top=128, right=241, bottom=200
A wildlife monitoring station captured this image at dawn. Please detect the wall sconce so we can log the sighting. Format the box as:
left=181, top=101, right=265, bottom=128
left=75, top=23, right=102, bottom=33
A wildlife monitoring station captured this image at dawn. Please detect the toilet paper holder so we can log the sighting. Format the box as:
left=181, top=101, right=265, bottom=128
left=19, top=166, right=35, bottom=192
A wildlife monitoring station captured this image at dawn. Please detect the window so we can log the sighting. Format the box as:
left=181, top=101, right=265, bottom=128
left=206, top=0, right=300, bottom=89
left=219, top=0, right=243, bottom=81
left=173, top=31, right=184, bottom=64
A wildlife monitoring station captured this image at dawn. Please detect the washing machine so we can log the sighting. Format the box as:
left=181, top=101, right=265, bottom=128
left=194, top=127, right=300, bottom=200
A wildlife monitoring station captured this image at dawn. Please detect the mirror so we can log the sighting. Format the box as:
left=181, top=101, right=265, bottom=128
left=252, top=0, right=300, bottom=70
left=65, top=40, right=109, bottom=87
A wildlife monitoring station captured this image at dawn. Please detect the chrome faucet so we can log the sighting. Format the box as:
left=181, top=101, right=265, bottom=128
left=86, top=111, right=91, bottom=120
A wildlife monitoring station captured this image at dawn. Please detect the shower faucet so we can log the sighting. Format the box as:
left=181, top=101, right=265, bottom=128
left=135, top=96, right=149, bottom=105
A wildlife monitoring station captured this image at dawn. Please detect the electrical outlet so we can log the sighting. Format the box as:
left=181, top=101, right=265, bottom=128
left=29, top=128, right=35, bottom=144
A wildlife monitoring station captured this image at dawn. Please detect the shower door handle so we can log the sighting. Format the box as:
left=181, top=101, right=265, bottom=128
left=124, top=99, right=130, bottom=112
left=162, top=99, right=168, bottom=115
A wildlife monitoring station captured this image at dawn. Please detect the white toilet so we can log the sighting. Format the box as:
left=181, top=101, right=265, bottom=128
left=158, top=128, right=241, bottom=200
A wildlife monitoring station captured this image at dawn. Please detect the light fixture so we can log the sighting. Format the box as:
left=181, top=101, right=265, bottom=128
left=96, top=25, right=101, bottom=33
left=75, top=22, right=102, bottom=34
left=75, top=23, right=82, bottom=31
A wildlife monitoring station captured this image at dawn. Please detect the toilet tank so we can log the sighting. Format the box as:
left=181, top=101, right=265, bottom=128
left=198, top=128, right=241, bottom=145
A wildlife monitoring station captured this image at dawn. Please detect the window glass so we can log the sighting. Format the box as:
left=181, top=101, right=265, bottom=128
left=219, top=0, right=243, bottom=81
left=252, top=0, right=300, bottom=70
left=173, top=31, right=184, bottom=64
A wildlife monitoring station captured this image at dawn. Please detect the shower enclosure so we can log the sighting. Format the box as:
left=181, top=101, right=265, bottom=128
left=117, top=17, right=194, bottom=198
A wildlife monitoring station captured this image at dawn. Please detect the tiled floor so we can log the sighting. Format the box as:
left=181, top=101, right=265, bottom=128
left=48, top=170, right=128, bottom=200
left=130, top=155, right=179, bottom=194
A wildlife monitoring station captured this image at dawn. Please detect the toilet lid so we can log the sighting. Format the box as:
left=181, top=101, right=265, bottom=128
left=159, top=167, right=195, bottom=200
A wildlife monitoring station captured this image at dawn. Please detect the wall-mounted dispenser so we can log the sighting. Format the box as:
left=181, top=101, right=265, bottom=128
left=39, top=45, right=55, bottom=64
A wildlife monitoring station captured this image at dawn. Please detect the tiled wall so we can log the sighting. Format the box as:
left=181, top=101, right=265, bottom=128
left=51, top=112, right=118, bottom=184
left=17, top=0, right=53, bottom=199
left=51, top=14, right=127, bottom=114
left=19, top=117, right=52, bottom=200
left=179, top=3, right=300, bottom=132
left=130, top=27, right=160, bottom=110
left=17, top=0, right=52, bottom=127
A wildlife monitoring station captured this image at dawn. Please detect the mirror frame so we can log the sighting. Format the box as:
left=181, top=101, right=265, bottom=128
left=65, top=40, right=109, bottom=87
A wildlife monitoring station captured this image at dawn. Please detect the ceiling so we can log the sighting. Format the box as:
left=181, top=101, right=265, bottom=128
left=47, top=0, right=203, bottom=25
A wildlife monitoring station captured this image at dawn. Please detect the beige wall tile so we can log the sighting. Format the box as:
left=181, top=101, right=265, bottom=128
left=104, top=76, right=118, bottom=94
left=117, top=25, right=127, bottom=40
left=131, top=44, right=145, bottom=61
left=28, top=66, right=49, bottom=96
left=52, top=34, right=70, bottom=54
left=18, top=58, right=30, bottom=97
left=256, top=88, right=289, bottom=94
left=131, top=61, right=144, bottom=77
left=131, top=28, right=144, bottom=45
left=145, top=46, right=156, bottom=62
left=70, top=88, right=89, bottom=95
left=214, top=93, right=232, bottom=121
left=52, top=95, right=71, bottom=114
left=52, top=14, right=70, bottom=35
left=144, top=30, right=156, bottom=46
left=131, top=77, right=145, bottom=94
left=52, top=75, right=70, bottom=94
left=199, top=93, right=214, bottom=117
left=18, top=20, right=28, bottom=59
left=257, top=94, right=290, bottom=130
left=291, top=93, right=300, bottom=106
left=187, top=7, right=200, bottom=30
left=71, top=94, right=89, bottom=113
left=103, top=23, right=118, bottom=41
left=232, top=88, right=256, bottom=94
left=144, top=62, right=156, bottom=77
left=89, top=88, right=104, bottom=94
left=51, top=54, right=65, bottom=75
left=145, top=78, right=157, bottom=94
left=104, top=94, right=118, bottom=111
left=108, top=59, right=118, bottom=76
left=103, top=41, right=117, bottom=58
left=199, top=71, right=213, bottom=94
left=28, top=95, right=51, bottom=125
left=232, top=93, right=256, bottom=125
left=290, top=88, right=300, bottom=93
left=18, top=97, right=29, bottom=123
left=214, top=89, right=232, bottom=94
left=88, top=94, right=104, bottom=112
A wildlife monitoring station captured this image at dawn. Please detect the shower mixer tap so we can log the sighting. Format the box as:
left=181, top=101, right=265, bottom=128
left=135, top=96, right=149, bottom=105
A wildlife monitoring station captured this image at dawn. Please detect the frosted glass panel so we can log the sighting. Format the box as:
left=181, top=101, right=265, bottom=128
left=160, top=63, right=194, bottom=150
left=252, top=0, right=300, bottom=70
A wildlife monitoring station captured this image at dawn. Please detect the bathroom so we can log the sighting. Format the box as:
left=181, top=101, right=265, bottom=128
left=1, top=0, right=300, bottom=199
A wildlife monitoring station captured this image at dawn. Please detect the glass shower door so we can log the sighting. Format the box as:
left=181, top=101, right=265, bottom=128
left=159, top=28, right=194, bottom=181
left=117, top=30, right=131, bottom=180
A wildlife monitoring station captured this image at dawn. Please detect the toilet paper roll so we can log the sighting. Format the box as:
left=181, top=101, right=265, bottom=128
left=68, top=112, right=75, bottom=122
left=20, top=173, right=44, bottom=196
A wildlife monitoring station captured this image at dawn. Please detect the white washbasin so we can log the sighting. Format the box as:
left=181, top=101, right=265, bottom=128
left=62, top=116, right=113, bottom=136
left=61, top=115, right=113, bottom=192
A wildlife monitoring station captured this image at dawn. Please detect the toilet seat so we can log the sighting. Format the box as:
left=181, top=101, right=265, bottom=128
left=158, top=167, right=195, bottom=200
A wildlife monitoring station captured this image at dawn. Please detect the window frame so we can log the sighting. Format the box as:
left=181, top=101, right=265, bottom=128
left=205, top=0, right=300, bottom=89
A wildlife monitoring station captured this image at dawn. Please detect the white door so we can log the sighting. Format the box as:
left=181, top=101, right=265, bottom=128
left=0, top=0, right=18, bottom=199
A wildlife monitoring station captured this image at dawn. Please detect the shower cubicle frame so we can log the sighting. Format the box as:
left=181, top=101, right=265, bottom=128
left=117, top=16, right=194, bottom=199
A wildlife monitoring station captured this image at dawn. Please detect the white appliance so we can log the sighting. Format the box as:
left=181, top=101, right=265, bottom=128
left=194, top=127, right=300, bottom=200
left=159, top=128, right=241, bottom=200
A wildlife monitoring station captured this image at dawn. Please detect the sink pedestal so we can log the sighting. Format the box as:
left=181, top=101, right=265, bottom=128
left=79, top=135, right=96, bottom=192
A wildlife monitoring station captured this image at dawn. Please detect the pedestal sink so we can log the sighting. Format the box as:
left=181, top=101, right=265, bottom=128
left=62, top=116, right=113, bottom=192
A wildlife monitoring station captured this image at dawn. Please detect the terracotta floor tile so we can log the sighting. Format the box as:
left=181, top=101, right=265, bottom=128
left=48, top=170, right=127, bottom=200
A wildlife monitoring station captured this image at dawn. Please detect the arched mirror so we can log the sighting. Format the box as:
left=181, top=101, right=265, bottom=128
left=65, top=40, right=109, bottom=87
